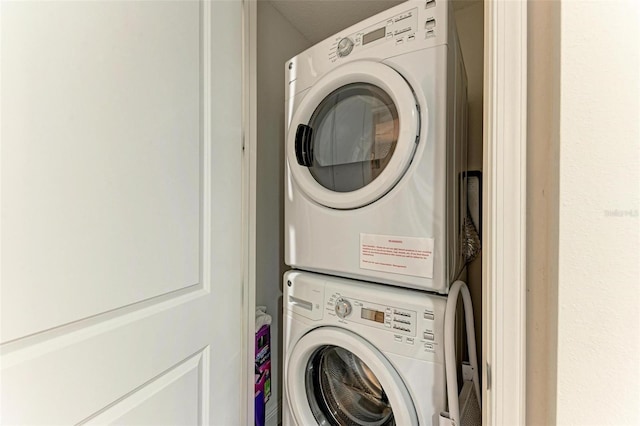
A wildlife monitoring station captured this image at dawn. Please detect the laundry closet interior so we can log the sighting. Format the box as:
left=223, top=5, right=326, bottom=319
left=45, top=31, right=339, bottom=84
left=254, top=0, right=484, bottom=424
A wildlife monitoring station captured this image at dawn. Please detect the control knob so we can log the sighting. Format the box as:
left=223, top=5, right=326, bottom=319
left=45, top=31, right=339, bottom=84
left=336, top=37, right=354, bottom=57
left=334, top=298, right=352, bottom=318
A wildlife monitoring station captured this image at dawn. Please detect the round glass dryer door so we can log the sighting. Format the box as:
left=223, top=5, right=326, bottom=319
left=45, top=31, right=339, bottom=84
left=288, top=61, right=421, bottom=210
left=307, top=83, right=399, bottom=194
left=286, top=327, right=417, bottom=426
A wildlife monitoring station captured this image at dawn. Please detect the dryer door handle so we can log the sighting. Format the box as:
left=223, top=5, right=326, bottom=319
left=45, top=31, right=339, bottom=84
left=295, top=124, right=314, bottom=167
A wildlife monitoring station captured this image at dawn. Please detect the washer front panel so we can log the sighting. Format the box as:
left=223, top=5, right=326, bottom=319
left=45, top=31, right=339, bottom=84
left=286, top=327, right=418, bottom=426
left=283, top=270, right=449, bottom=426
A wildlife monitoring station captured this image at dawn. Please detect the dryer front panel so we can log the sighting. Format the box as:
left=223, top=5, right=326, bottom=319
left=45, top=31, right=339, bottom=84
left=284, top=43, right=466, bottom=293
left=287, top=61, right=421, bottom=210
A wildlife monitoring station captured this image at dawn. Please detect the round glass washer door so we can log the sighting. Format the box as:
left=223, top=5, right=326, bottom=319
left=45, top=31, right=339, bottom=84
left=287, top=61, right=421, bottom=210
left=286, top=327, right=418, bottom=426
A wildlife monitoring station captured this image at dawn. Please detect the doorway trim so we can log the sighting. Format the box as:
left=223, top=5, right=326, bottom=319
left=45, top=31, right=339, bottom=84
left=482, top=0, right=527, bottom=424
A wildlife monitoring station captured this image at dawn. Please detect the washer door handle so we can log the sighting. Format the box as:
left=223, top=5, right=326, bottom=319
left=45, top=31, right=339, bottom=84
left=294, top=124, right=314, bottom=167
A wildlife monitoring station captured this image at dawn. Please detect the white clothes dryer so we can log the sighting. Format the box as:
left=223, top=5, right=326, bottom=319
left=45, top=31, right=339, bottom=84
left=283, top=270, right=448, bottom=426
left=284, top=0, right=468, bottom=293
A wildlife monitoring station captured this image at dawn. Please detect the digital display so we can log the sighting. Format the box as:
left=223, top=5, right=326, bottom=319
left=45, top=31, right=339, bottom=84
left=363, top=27, right=386, bottom=45
left=361, top=308, right=385, bottom=323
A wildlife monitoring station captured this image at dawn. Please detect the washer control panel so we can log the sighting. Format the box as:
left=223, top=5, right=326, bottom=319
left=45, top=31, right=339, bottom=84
left=325, top=288, right=444, bottom=360
left=285, top=271, right=447, bottom=362
left=334, top=297, right=353, bottom=318
left=336, top=37, right=355, bottom=57
left=327, top=292, right=419, bottom=336
left=328, top=7, right=419, bottom=61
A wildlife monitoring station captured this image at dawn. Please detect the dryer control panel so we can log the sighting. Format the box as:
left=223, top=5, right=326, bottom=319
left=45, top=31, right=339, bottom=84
left=329, top=7, right=419, bottom=61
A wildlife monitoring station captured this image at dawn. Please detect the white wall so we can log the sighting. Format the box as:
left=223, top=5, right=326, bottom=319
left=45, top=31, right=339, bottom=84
left=555, top=2, right=640, bottom=424
left=256, top=3, right=310, bottom=424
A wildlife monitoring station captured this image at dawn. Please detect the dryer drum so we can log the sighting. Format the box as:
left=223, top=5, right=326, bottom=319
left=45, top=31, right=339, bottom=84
left=305, top=345, right=395, bottom=426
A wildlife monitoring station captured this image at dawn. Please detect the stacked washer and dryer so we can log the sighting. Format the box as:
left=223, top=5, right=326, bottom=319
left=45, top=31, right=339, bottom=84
left=282, top=1, right=480, bottom=425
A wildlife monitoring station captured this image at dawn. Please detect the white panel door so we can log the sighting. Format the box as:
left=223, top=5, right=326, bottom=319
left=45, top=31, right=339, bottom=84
left=0, top=0, right=245, bottom=424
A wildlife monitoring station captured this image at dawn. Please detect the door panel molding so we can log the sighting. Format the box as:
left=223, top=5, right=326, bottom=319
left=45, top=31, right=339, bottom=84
left=81, top=348, right=208, bottom=425
left=0, top=286, right=207, bottom=368
left=1, top=293, right=216, bottom=424
left=1, top=0, right=206, bottom=343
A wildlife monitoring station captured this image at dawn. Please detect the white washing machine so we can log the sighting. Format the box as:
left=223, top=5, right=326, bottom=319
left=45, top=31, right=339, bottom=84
left=283, top=270, right=448, bottom=426
left=284, top=0, right=468, bottom=293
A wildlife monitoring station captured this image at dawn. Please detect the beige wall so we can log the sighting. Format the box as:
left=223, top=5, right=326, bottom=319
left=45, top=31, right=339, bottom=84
left=527, top=1, right=640, bottom=424
left=526, top=1, right=560, bottom=424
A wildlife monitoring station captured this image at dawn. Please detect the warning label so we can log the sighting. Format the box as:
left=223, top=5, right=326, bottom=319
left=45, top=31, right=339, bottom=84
left=360, top=233, right=434, bottom=278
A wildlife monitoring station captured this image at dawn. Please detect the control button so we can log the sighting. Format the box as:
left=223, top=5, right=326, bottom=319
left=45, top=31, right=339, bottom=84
left=425, top=30, right=435, bottom=39
left=394, top=335, right=403, bottom=342
left=425, top=18, right=436, bottom=30
left=425, top=343, right=434, bottom=350
left=424, top=332, right=435, bottom=340
left=396, top=38, right=404, bottom=45
left=406, top=337, right=415, bottom=345
left=334, top=298, right=352, bottom=318
left=408, top=34, right=416, bottom=42
left=336, top=37, right=354, bottom=57
left=424, top=312, right=435, bottom=320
